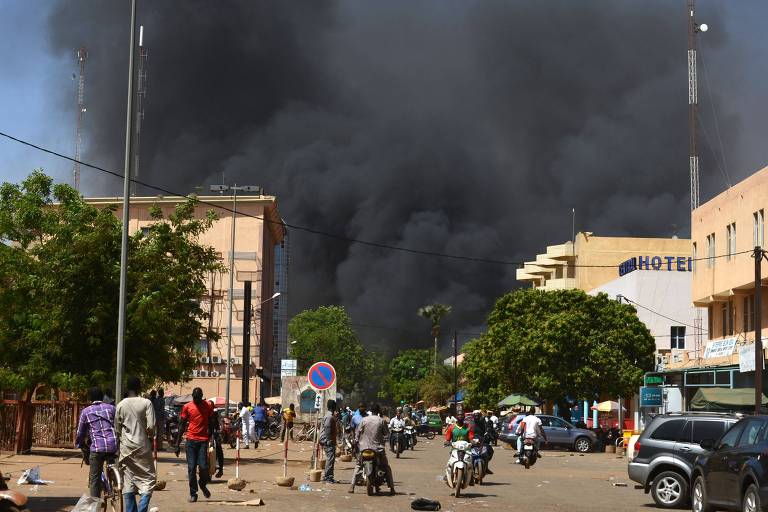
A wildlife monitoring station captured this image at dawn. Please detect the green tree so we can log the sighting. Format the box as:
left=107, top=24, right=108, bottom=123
left=0, top=171, right=222, bottom=393
left=419, top=363, right=463, bottom=407
left=417, top=303, right=452, bottom=368
left=380, top=348, right=432, bottom=403
left=462, top=288, right=655, bottom=410
left=288, top=305, right=368, bottom=393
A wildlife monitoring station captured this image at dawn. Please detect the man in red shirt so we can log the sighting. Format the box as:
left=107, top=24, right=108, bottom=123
left=175, top=388, right=214, bottom=502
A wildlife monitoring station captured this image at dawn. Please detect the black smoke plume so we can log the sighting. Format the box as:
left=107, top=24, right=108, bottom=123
left=47, top=0, right=743, bottom=354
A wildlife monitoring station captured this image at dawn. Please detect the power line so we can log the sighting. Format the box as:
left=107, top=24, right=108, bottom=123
left=0, top=130, right=751, bottom=268
left=622, top=296, right=707, bottom=333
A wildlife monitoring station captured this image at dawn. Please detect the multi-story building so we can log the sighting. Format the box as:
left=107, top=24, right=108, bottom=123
left=517, top=232, right=692, bottom=292
left=85, top=194, right=286, bottom=402
left=270, top=233, right=290, bottom=396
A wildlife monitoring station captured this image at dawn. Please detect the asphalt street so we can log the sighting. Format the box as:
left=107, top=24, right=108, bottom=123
left=2, top=439, right=658, bottom=511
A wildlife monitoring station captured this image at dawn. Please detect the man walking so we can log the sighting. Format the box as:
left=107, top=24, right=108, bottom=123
left=281, top=403, right=296, bottom=442
left=115, top=376, right=156, bottom=512
left=319, top=399, right=339, bottom=483
left=238, top=402, right=252, bottom=449
left=75, top=387, right=118, bottom=498
left=175, top=388, right=214, bottom=502
left=251, top=401, right=267, bottom=449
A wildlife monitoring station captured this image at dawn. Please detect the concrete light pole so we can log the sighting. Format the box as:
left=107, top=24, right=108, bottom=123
left=210, top=184, right=260, bottom=415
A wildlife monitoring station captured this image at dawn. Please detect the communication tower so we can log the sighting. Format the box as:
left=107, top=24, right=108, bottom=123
left=73, top=46, right=88, bottom=192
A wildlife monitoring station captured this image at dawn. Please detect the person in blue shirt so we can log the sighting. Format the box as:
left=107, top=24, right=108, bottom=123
left=350, top=402, right=367, bottom=434
left=251, top=401, right=267, bottom=448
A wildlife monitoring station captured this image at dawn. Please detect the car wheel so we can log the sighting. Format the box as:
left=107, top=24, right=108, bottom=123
left=692, top=476, right=714, bottom=512
left=744, top=483, right=761, bottom=512
left=574, top=437, right=592, bottom=453
left=651, top=471, right=687, bottom=508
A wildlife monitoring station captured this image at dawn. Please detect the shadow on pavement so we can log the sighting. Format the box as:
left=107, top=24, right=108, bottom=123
left=27, top=495, right=78, bottom=512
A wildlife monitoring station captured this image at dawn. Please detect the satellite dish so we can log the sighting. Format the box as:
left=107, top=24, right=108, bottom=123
left=699, top=23, right=708, bottom=32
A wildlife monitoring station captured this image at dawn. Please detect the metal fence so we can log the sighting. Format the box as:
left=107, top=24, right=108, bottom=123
left=0, top=401, right=19, bottom=451
left=31, top=401, right=81, bottom=448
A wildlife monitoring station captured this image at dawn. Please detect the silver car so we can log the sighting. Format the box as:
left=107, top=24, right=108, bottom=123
left=499, top=414, right=596, bottom=453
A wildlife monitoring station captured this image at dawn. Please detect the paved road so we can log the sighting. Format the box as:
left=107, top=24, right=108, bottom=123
left=2, top=440, right=658, bottom=511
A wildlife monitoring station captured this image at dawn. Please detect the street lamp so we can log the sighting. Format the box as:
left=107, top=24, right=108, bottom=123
left=211, top=184, right=262, bottom=416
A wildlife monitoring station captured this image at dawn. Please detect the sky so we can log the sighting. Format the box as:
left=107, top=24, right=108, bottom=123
left=1, top=1, right=767, bottom=355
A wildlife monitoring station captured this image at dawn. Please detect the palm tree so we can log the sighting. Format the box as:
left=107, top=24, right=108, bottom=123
left=417, top=304, right=452, bottom=369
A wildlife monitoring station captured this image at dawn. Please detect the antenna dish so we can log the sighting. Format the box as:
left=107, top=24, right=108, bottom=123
left=698, top=23, right=708, bottom=32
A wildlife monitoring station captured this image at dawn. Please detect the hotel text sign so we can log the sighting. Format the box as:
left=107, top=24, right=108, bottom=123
left=619, top=256, right=692, bottom=277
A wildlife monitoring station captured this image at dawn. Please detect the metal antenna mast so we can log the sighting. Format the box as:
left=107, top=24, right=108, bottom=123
left=132, top=26, right=148, bottom=196
left=688, top=0, right=707, bottom=362
left=74, top=46, right=88, bottom=192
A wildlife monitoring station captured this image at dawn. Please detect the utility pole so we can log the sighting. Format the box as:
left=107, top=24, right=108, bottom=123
left=453, top=331, right=458, bottom=416
left=115, top=0, right=138, bottom=402
left=73, top=46, right=87, bottom=192
left=132, top=25, right=148, bottom=196
left=210, top=183, right=261, bottom=415
left=242, top=280, right=252, bottom=405
left=756, top=247, right=762, bottom=413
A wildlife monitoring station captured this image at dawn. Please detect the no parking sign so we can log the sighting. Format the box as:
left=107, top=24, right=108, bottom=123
left=307, top=361, right=336, bottom=391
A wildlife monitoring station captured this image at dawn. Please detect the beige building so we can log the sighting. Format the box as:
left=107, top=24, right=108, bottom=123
left=681, top=164, right=768, bottom=369
left=85, top=195, right=285, bottom=402
left=516, top=233, right=692, bottom=292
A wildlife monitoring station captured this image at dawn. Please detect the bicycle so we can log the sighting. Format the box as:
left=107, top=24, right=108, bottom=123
left=99, top=459, right=123, bottom=512
left=293, top=423, right=317, bottom=443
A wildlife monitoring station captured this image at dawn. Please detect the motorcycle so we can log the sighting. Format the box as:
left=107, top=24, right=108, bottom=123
left=471, top=438, right=491, bottom=484
left=404, top=425, right=417, bottom=450
left=0, top=469, right=28, bottom=512
left=390, top=427, right=405, bottom=458
left=221, top=415, right=239, bottom=449
left=518, top=437, right=539, bottom=469
left=164, top=411, right=179, bottom=443
left=415, top=423, right=436, bottom=439
left=445, top=440, right=474, bottom=498
left=359, top=448, right=388, bottom=496
left=343, top=425, right=355, bottom=455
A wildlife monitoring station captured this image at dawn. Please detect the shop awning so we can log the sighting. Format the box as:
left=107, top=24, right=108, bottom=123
left=690, top=387, right=768, bottom=410
left=497, top=393, right=540, bottom=408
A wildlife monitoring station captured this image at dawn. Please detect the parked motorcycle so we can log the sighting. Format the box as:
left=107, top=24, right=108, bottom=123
left=404, top=425, right=417, bottom=450
left=518, top=437, right=539, bottom=469
left=444, top=440, right=474, bottom=498
left=164, top=411, right=179, bottom=443
left=359, top=448, right=388, bottom=496
left=390, top=427, right=405, bottom=458
left=221, top=416, right=239, bottom=449
left=343, top=425, right=355, bottom=455
left=0, top=469, right=29, bottom=512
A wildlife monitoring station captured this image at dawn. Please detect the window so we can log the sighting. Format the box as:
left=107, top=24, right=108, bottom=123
left=651, top=419, right=687, bottom=441
left=671, top=326, right=686, bottom=350
left=718, top=421, right=746, bottom=450
left=744, top=295, right=755, bottom=333
left=708, top=305, right=714, bottom=340
left=548, top=418, right=568, bottom=428
left=722, top=300, right=733, bottom=337
left=737, top=420, right=765, bottom=448
left=754, top=210, right=765, bottom=248
left=726, top=223, right=736, bottom=260
left=692, top=421, right=728, bottom=445
left=678, top=421, right=693, bottom=443
left=140, top=226, right=151, bottom=236
left=706, top=233, right=716, bottom=267
left=692, top=242, right=697, bottom=272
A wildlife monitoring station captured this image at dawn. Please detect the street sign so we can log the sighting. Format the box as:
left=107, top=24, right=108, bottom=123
left=639, top=386, right=663, bottom=408
left=644, top=375, right=664, bottom=386
left=281, top=359, right=297, bottom=378
left=314, top=393, right=322, bottom=410
left=307, top=361, right=336, bottom=391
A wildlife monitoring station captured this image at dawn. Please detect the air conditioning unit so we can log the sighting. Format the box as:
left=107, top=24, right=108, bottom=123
left=191, top=370, right=199, bottom=377
left=198, top=370, right=209, bottom=377
left=231, top=357, right=241, bottom=365
left=200, top=356, right=210, bottom=364
left=212, top=356, right=222, bottom=364
left=210, top=370, right=219, bottom=377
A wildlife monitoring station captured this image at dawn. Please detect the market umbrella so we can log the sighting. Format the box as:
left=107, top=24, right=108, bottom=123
left=497, top=393, right=540, bottom=408
left=172, top=394, right=193, bottom=405
left=264, top=396, right=281, bottom=405
left=208, top=396, right=239, bottom=407
left=590, top=400, right=626, bottom=412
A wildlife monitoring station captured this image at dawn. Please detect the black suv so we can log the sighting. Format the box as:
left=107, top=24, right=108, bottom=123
left=691, top=415, right=768, bottom=512
left=628, top=412, right=739, bottom=508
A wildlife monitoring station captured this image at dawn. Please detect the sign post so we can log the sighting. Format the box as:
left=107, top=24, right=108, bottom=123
left=307, top=362, right=336, bottom=472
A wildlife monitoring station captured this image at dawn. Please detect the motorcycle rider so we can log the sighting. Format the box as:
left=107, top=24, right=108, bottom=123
left=515, top=407, right=547, bottom=456
left=444, top=416, right=474, bottom=443
left=388, top=408, right=406, bottom=452
left=349, top=403, right=395, bottom=495
left=471, top=410, right=494, bottom=474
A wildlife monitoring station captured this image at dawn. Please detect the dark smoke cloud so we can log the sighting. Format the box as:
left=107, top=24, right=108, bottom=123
left=47, top=0, right=745, bottom=354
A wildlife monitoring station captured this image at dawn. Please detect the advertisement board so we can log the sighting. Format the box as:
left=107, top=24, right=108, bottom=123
left=639, top=386, right=663, bottom=408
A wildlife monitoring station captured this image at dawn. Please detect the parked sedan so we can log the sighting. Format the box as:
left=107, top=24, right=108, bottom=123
left=499, top=414, right=596, bottom=452
left=691, top=415, right=768, bottom=512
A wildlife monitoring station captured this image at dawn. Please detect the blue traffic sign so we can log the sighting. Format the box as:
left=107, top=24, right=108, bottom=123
left=307, top=361, right=336, bottom=391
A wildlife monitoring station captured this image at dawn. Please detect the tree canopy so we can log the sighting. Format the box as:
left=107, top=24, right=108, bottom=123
left=288, top=305, right=369, bottom=393
left=0, top=171, right=222, bottom=393
left=380, top=348, right=432, bottom=403
left=462, top=288, right=655, bottom=410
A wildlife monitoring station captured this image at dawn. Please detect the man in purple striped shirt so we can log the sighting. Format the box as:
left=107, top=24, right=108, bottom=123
left=76, top=387, right=118, bottom=497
